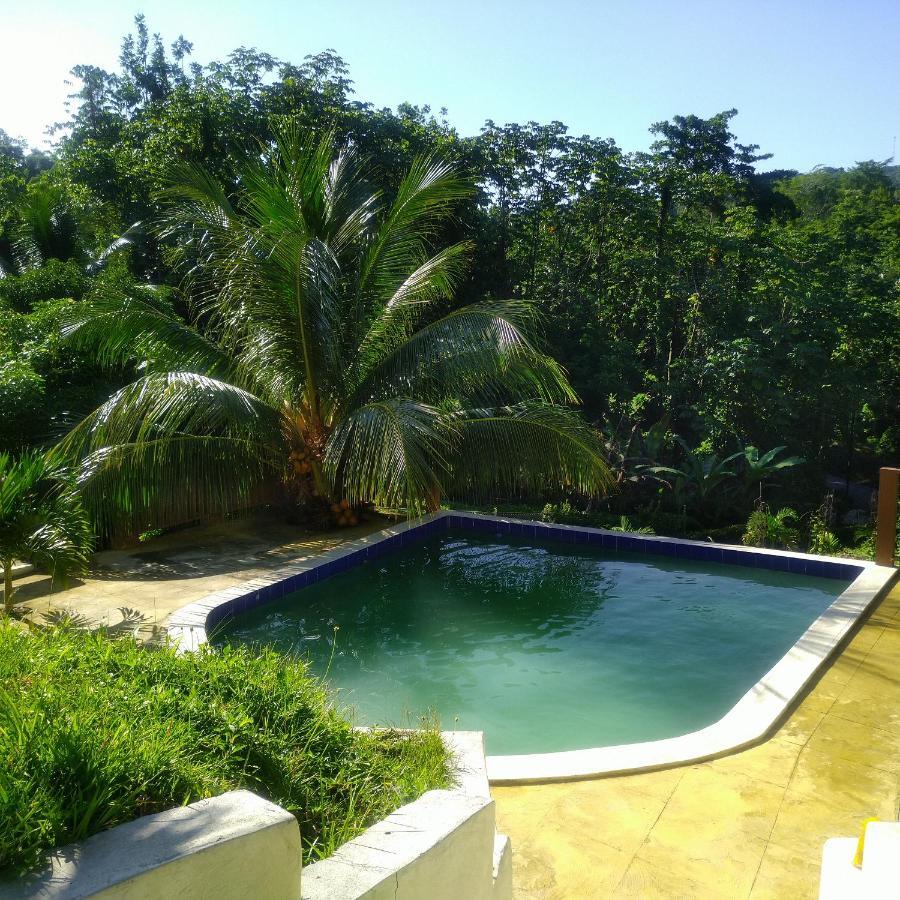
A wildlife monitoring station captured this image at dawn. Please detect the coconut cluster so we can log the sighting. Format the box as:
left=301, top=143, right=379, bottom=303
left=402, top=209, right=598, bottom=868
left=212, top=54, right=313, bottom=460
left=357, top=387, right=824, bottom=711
left=330, top=499, right=359, bottom=527
left=289, top=448, right=313, bottom=476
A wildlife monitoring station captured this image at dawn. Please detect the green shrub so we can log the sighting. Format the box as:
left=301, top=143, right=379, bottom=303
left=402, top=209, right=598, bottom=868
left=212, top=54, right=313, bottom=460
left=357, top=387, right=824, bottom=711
left=0, top=298, right=121, bottom=447
left=0, top=360, right=46, bottom=450
left=742, top=506, right=799, bottom=550
left=0, top=624, right=450, bottom=874
left=0, top=260, right=89, bottom=312
left=540, top=500, right=579, bottom=523
left=609, top=515, right=654, bottom=534
left=808, top=515, right=842, bottom=555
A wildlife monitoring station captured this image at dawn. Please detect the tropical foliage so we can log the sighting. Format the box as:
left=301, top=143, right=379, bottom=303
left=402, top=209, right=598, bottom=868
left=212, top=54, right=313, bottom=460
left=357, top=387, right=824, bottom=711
left=0, top=452, right=93, bottom=613
left=742, top=506, right=800, bottom=551
left=0, top=622, right=448, bottom=872
left=1, top=16, right=897, bottom=552
left=56, top=128, right=610, bottom=535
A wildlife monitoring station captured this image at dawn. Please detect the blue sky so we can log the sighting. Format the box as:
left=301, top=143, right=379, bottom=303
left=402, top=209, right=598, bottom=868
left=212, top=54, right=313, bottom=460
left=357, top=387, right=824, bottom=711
left=1, top=0, right=898, bottom=172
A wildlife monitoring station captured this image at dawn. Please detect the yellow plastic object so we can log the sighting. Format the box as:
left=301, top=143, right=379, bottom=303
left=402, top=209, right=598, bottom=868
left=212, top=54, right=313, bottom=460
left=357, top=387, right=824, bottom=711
left=852, top=818, right=880, bottom=868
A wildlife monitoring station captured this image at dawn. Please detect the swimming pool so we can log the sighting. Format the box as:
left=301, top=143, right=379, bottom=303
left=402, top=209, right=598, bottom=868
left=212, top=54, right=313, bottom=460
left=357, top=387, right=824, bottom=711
left=171, top=512, right=896, bottom=782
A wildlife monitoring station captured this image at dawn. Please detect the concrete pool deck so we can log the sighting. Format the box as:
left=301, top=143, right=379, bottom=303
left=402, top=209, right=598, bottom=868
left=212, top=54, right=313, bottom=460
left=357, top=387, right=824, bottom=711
left=12, top=514, right=900, bottom=898
left=494, top=578, right=900, bottom=899
left=10, top=513, right=388, bottom=640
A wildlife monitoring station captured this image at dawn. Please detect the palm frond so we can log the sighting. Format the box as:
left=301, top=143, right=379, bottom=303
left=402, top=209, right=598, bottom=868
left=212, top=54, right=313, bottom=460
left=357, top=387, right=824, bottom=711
left=323, top=399, right=453, bottom=510
left=353, top=241, right=473, bottom=380
left=62, top=289, right=233, bottom=379
left=0, top=452, right=93, bottom=595
left=351, top=299, right=578, bottom=408
left=86, top=221, right=142, bottom=275
left=355, top=155, right=473, bottom=310
left=326, top=148, right=381, bottom=258
left=448, top=402, right=613, bottom=500
left=53, top=373, right=287, bottom=534
left=158, top=132, right=351, bottom=411
left=158, top=160, right=237, bottom=223
left=56, top=373, right=285, bottom=462
left=72, top=436, right=282, bottom=538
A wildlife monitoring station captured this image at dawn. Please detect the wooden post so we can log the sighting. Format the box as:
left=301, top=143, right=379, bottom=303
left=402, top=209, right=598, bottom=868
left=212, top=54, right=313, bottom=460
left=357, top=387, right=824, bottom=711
left=874, top=467, right=900, bottom=567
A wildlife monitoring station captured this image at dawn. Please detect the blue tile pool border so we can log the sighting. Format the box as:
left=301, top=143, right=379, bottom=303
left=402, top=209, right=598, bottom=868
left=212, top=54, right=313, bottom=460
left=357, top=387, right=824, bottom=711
left=168, top=509, right=898, bottom=783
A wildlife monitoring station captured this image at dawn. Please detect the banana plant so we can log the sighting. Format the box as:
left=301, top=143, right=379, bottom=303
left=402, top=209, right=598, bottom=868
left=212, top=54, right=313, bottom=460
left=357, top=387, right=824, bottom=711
left=639, top=437, right=742, bottom=509
left=739, top=445, right=805, bottom=499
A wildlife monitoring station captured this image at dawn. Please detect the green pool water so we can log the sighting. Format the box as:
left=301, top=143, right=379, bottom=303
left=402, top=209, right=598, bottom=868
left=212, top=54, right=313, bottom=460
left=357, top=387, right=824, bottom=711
left=215, top=532, right=848, bottom=755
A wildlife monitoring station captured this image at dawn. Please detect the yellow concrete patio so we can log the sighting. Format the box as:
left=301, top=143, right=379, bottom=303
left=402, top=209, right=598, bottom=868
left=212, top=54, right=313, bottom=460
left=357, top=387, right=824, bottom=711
left=11, top=513, right=387, bottom=641
left=494, top=579, right=900, bottom=899
left=14, top=516, right=899, bottom=898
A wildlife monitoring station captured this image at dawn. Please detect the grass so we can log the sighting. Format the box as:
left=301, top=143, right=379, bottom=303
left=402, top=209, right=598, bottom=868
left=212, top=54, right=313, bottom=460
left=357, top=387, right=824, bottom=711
left=0, top=622, right=451, bottom=875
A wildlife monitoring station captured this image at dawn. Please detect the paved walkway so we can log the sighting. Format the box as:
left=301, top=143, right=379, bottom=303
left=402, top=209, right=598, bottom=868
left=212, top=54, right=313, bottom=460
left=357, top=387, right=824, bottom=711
left=494, top=580, right=900, bottom=899
left=11, top=513, right=385, bottom=641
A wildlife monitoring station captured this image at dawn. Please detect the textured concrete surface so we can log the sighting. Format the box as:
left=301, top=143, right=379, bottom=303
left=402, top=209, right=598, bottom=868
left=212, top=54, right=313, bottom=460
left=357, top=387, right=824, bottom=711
left=493, top=580, right=900, bottom=899
left=2, top=790, right=301, bottom=899
left=11, top=513, right=387, bottom=641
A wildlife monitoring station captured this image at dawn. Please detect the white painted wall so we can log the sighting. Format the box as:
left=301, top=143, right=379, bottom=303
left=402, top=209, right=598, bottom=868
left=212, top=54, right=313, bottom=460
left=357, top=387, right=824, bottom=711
left=820, top=822, right=900, bottom=899
left=302, top=790, right=500, bottom=900
left=2, top=791, right=301, bottom=900
left=302, top=730, right=511, bottom=900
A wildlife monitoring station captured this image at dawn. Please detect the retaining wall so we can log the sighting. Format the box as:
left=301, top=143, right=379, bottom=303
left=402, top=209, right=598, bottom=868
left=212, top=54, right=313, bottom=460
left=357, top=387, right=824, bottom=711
left=2, top=732, right=511, bottom=900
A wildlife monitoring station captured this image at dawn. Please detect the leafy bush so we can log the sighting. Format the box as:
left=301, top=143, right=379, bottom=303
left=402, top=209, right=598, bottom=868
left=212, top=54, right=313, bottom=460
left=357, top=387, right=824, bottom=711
left=609, top=515, right=654, bottom=535
left=808, top=515, right=842, bottom=555
left=835, top=517, right=900, bottom=561
left=742, top=506, right=799, bottom=550
left=0, top=260, right=89, bottom=312
left=0, top=452, right=93, bottom=613
left=0, top=360, right=45, bottom=450
left=0, top=625, right=450, bottom=874
left=0, top=298, right=121, bottom=448
left=536, top=502, right=667, bottom=534
left=540, top=500, right=579, bottom=523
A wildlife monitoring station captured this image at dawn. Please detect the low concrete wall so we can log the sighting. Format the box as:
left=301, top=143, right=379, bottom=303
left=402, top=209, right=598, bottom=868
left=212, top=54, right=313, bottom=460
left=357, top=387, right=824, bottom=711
left=302, top=729, right=511, bottom=900
left=3, top=790, right=301, bottom=899
left=2, top=732, right=510, bottom=900
left=301, top=790, right=498, bottom=900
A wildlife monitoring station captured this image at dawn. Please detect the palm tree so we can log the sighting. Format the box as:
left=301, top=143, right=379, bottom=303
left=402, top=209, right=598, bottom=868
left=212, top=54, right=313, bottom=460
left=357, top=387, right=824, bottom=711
left=0, top=181, right=138, bottom=277
left=57, top=127, right=611, bottom=536
left=0, top=452, right=93, bottom=614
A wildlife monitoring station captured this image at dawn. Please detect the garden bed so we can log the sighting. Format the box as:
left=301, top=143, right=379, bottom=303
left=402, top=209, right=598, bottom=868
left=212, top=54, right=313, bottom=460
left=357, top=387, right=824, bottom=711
left=0, top=622, right=450, bottom=876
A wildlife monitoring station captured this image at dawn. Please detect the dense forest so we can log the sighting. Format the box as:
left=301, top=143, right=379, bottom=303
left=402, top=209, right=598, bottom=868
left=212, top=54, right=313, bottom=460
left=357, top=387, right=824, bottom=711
left=1, top=17, right=898, bottom=555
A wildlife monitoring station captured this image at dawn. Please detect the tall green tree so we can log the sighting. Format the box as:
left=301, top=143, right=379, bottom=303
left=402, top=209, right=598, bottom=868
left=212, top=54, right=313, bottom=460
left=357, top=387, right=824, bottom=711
left=58, top=128, right=611, bottom=535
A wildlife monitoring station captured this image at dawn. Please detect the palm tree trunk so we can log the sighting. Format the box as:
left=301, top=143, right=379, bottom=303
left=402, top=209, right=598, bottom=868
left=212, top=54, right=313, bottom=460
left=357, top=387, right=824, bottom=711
left=3, top=559, right=13, bottom=616
left=309, top=458, right=330, bottom=501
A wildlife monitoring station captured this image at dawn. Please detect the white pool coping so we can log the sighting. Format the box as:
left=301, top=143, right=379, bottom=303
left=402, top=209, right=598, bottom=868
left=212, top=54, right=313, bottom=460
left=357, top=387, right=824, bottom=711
left=168, top=510, right=898, bottom=785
